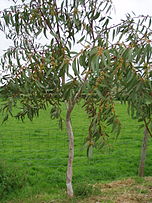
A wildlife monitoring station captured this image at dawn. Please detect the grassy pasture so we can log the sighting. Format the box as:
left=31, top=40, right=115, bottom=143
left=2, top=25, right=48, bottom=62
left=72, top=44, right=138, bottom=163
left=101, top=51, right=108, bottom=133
left=0, top=102, right=152, bottom=202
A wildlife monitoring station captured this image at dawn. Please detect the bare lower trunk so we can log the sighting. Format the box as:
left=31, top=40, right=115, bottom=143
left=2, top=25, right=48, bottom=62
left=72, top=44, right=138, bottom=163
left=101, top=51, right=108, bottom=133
left=66, top=104, right=74, bottom=197
left=138, top=128, right=148, bottom=177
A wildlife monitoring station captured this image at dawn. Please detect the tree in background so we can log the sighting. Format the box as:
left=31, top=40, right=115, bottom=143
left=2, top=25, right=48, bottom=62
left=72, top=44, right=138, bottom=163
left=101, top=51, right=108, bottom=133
left=0, top=0, right=152, bottom=197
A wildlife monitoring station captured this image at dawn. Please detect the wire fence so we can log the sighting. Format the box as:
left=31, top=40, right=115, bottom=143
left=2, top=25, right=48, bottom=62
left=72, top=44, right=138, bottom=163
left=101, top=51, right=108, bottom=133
left=0, top=127, right=152, bottom=180
left=0, top=128, right=68, bottom=167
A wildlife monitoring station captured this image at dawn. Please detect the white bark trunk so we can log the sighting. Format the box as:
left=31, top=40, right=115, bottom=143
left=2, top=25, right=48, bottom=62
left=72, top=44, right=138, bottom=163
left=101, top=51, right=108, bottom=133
left=66, top=104, right=74, bottom=197
left=138, top=128, right=148, bottom=177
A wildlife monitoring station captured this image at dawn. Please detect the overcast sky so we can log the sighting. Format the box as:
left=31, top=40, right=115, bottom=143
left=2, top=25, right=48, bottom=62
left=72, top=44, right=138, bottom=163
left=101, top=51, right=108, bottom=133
left=112, top=0, right=152, bottom=19
left=0, top=0, right=152, bottom=56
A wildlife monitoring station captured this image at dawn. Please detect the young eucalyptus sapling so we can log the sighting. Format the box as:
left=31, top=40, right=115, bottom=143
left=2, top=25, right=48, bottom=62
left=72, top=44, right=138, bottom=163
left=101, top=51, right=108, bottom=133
left=0, top=0, right=152, bottom=197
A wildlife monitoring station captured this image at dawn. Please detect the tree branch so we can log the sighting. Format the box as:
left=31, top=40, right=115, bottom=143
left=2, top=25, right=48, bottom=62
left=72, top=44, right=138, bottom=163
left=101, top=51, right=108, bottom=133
left=73, top=69, right=90, bottom=105
left=144, top=119, right=152, bottom=137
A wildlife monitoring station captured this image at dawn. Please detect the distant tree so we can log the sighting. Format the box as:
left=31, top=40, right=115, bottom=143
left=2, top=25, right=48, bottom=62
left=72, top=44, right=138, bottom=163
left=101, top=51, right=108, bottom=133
left=116, top=56, right=152, bottom=177
left=0, top=0, right=152, bottom=197
left=138, top=128, right=148, bottom=177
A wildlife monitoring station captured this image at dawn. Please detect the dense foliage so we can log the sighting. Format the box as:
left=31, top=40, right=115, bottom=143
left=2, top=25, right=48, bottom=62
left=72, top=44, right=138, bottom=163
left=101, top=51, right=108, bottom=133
left=0, top=0, right=152, bottom=143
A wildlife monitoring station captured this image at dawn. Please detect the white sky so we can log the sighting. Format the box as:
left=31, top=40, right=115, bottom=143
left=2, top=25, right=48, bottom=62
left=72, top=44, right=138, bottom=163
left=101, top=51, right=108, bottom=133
left=0, top=0, right=152, bottom=56
left=112, top=0, right=152, bottom=22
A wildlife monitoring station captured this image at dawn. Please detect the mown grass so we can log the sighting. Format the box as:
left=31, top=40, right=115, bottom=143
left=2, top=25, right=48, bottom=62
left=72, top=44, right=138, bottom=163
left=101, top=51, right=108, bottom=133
left=0, top=101, right=152, bottom=202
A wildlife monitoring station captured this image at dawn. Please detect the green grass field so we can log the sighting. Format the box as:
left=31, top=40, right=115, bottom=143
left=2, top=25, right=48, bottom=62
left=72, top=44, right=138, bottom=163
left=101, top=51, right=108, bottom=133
left=0, top=102, right=152, bottom=202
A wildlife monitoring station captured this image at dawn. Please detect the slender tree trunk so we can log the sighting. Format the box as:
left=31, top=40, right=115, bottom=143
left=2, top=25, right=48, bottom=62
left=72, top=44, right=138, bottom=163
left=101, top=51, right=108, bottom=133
left=138, top=128, right=148, bottom=177
left=66, top=103, right=74, bottom=197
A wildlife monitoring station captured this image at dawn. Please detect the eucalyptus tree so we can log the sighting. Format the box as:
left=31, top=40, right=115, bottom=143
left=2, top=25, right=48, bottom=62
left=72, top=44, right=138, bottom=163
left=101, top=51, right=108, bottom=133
left=0, top=0, right=152, bottom=197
